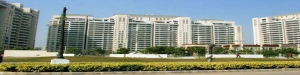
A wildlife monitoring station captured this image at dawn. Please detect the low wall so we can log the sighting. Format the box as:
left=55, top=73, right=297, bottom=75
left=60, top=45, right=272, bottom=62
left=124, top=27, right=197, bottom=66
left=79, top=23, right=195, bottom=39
left=3, top=50, right=74, bottom=57
left=205, top=54, right=264, bottom=58
left=110, top=54, right=168, bottom=58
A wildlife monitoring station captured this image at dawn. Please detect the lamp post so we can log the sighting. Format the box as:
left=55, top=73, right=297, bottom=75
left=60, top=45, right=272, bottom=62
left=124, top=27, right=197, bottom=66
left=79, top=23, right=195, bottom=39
left=57, top=7, right=67, bottom=59
left=51, top=7, right=70, bottom=64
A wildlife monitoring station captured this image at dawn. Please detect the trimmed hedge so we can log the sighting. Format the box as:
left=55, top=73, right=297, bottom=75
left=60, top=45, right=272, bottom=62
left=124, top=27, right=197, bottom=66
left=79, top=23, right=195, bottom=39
left=0, top=61, right=300, bottom=72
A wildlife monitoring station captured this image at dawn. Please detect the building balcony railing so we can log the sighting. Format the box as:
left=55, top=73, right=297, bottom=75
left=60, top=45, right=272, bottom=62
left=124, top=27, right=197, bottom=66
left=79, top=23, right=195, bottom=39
left=0, top=1, right=8, bottom=8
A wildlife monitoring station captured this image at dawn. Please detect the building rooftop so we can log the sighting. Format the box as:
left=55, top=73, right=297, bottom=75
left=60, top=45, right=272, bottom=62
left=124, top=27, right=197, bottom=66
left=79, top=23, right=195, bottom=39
left=199, top=19, right=225, bottom=21
left=113, top=13, right=181, bottom=17
left=54, top=14, right=93, bottom=16
left=274, top=13, right=300, bottom=17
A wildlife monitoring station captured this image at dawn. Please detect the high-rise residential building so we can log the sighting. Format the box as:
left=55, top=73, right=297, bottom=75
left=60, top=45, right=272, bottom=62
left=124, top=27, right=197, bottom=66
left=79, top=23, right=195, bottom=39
left=47, top=14, right=242, bottom=52
left=46, top=14, right=93, bottom=51
left=192, top=19, right=243, bottom=45
left=0, top=0, right=39, bottom=50
left=253, top=13, right=300, bottom=45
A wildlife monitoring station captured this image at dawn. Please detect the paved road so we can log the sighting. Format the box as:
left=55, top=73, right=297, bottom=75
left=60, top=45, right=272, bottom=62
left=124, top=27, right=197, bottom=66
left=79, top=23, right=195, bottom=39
left=99, top=70, right=300, bottom=75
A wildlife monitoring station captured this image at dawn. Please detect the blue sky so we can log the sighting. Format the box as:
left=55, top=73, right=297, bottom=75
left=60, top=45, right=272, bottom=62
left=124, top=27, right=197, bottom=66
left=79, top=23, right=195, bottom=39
left=6, top=0, right=300, bottom=47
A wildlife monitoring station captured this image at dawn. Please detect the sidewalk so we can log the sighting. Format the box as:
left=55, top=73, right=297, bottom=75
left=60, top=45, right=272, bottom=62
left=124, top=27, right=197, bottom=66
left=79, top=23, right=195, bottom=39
left=0, top=68, right=300, bottom=75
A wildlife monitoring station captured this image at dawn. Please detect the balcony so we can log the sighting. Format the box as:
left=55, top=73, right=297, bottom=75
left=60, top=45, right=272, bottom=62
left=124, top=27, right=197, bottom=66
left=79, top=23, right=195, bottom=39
left=0, top=1, right=8, bottom=8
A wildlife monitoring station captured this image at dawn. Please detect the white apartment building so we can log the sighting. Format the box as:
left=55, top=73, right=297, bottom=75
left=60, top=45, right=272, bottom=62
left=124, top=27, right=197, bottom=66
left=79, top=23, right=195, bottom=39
left=253, top=13, right=300, bottom=45
left=47, top=14, right=243, bottom=52
left=46, top=14, right=93, bottom=51
left=0, top=0, right=39, bottom=49
left=192, top=19, right=243, bottom=45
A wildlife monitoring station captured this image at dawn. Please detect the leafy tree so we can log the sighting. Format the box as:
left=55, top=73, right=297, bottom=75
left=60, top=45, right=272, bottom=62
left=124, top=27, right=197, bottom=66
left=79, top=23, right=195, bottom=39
left=13, top=46, right=23, bottom=50
left=93, top=48, right=105, bottom=56
left=164, top=46, right=175, bottom=54
left=0, top=47, right=4, bottom=54
left=141, top=46, right=168, bottom=54
left=65, top=47, right=81, bottom=55
left=13, top=46, right=34, bottom=50
left=239, top=49, right=254, bottom=54
left=173, top=47, right=186, bottom=56
left=116, top=48, right=130, bottom=54
left=276, top=48, right=299, bottom=57
left=186, top=46, right=206, bottom=56
left=213, top=47, right=227, bottom=54
left=104, top=50, right=112, bottom=55
left=83, top=49, right=93, bottom=55
left=23, top=46, right=34, bottom=50
left=228, top=50, right=237, bottom=54
left=256, top=50, right=278, bottom=57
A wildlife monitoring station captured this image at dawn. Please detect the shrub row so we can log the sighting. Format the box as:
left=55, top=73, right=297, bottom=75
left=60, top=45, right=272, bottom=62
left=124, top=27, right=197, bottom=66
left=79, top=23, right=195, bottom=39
left=0, top=61, right=300, bottom=72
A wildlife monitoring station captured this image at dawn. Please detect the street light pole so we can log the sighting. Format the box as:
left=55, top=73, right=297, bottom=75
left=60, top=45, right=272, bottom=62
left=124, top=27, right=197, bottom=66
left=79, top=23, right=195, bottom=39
left=57, top=7, right=67, bottom=59
left=51, top=7, right=70, bottom=64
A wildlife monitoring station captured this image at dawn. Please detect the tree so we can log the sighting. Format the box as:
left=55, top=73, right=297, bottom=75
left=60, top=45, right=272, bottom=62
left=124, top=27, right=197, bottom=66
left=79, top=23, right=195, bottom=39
left=141, top=46, right=168, bottom=54
left=256, top=50, right=278, bottom=57
left=83, top=49, right=93, bottom=55
left=116, top=48, right=130, bottom=54
left=0, top=47, right=4, bottom=54
left=213, top=47, right=227, bottom=54
left=239, top=49, right=254, bottom=54
left=228, top=50, right=237, bottom=54
left=276, top=48, right=299, bottom=57
left=65, top=47, right=81, bottom=55
left=13, top=46, right=23, bottom=50
left=186, top=46, right=206, bottom=56
left=13, top=46, right=34, bottom=50
left=173, top=47, right=186, bottom=57
left=164, top=46, right=175, bottom=54
left=93, top=48, right=105, bottom=56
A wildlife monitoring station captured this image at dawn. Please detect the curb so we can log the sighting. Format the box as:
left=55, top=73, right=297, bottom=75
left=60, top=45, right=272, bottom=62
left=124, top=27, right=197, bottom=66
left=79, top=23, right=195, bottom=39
left=1, top=68, right=300, bottom=75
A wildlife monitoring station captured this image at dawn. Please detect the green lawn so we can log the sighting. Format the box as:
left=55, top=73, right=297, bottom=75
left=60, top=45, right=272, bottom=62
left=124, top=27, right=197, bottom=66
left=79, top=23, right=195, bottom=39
left=2, top=56, right=300, bottom=62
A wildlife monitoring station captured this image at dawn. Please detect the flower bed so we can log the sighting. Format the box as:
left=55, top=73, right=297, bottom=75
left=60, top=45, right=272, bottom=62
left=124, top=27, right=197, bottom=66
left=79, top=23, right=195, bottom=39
left=0, top=61, right=300, bottom=72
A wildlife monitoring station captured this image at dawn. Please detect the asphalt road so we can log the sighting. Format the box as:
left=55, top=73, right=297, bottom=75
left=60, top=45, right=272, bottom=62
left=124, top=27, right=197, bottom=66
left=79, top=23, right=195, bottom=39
left=99, top=70, right=300, bottom=75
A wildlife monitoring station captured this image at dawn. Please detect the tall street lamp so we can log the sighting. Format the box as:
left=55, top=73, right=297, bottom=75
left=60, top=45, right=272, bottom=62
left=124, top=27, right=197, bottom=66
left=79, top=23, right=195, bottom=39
left=51, top=7, right=70, bottom=64
left=57, top=7, right=67, bottom=59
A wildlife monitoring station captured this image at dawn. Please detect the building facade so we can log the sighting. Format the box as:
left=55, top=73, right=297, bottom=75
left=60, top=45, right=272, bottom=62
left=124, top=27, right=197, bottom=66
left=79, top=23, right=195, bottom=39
left=253, top=13, right=300, bottom=45
left=192, top=19, right=243, bottom=45
left=46, top=14, right=243, bottom=52
left=46, top=14, right=93, bottom=51
left=0, top=0, right=39, bottom=50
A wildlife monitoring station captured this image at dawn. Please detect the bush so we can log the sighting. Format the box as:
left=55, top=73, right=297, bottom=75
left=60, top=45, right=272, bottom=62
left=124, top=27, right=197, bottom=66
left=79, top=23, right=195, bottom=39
left=0, top=62, right=300, bottom=72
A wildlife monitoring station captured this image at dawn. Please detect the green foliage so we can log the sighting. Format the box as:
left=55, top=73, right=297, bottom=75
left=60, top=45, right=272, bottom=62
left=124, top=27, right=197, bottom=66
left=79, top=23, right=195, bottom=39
left=228, top=50, right=237, bottom=54
left=93, top=48, right=105, bottom=56
left=186, top=46, right=206, bottom=56
left=82, top=49, right=93, bottom=55
left=116, top=48, right=130, bottom=54
left=141, top=46, right=172, bottom=54
left=140, top=46, right=207, bottom=56
left=212, top=47, right=228, bottom=54
left=256, top=50, right=279, bottom=57
left=255, top=48, right=299, bottom=57
left=65, top=47, right=81, bottom=55
left=239, top=49, right=254, bottom=54
left=276, top=48, right=299, bottom=57
left=1, top=61, right=300, bottom=72
left=0, top=47, right=3, bottom=54
left=173, top=47, right=186, bottom=56
left=13, top=46, right=33, bottom=50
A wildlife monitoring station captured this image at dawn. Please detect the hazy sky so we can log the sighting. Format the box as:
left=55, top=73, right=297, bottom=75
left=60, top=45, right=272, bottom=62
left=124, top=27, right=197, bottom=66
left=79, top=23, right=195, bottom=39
left=6, top=0, right=300, bottom=47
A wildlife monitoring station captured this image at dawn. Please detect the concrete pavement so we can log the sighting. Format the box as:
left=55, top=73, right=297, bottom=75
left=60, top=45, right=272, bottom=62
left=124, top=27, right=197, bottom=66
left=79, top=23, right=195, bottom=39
left=105, top=70, right=300, bottom=75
